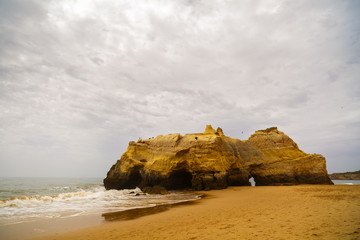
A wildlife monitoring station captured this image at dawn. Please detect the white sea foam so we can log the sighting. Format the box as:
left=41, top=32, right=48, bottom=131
left=0, top=186, right=200, bottom=226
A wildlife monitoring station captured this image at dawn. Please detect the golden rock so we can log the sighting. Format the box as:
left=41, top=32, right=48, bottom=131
left=104, top=125, right=333, bottom=191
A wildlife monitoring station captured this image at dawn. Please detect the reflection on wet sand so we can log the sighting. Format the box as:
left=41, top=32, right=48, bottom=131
left=102, top=197, right=203, bottom=222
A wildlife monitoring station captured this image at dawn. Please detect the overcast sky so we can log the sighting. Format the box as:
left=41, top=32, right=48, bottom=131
left=0, top=0, right=359, bottom=178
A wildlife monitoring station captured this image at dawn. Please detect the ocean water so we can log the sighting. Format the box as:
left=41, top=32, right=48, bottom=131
left=0, top=178, right=201, bottom=226
left=1, top=178, right=358, bottom=227
left=332, top=180, right=360, bottom=185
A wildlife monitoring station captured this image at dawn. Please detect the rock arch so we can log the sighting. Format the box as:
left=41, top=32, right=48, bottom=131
left=104, top=126, right=333, bottom=191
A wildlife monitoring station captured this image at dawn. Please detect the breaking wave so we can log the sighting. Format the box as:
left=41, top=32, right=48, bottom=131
left=0, top=186, right=200, bottom=226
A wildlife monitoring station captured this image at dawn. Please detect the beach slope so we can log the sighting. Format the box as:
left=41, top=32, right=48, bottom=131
left=33, top=185, right=360, bottom=240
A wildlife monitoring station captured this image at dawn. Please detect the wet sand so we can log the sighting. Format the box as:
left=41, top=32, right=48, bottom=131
left=30, top=185, right=360, bottom=240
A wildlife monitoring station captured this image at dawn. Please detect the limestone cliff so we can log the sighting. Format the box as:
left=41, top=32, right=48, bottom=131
left=247, top=127, right=333, bottom=185
left=104, top=126, right=333, bottom=190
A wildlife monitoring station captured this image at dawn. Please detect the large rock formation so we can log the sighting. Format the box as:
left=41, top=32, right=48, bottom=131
left=247, top=127, right=333, bottom=185
left=329, top=170, right=360, bottom=180
left=104, top=126, right=333, bottom=191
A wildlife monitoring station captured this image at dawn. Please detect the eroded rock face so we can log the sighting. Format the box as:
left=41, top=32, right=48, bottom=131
left=104, top=126, right=333, bottom=191
left=247, top=127, right=333, bottom=185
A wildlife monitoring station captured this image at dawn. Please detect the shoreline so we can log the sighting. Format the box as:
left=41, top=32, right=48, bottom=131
left=101, top=196, right=205, bottom=222
left=1, top=185, right=359, bottom=239
left=0, top=193, right=204, bottom=240
left=0, top=212, right=104, bottom=240
left=29, top=185, right=360, bottom=240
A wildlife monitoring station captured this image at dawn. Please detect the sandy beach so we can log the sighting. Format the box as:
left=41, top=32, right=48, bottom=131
left=30, top=185, right=360, bottom=240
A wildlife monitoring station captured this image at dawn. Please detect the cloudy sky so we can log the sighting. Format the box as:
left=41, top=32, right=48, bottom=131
left=0, top=0, right=359, bottom=178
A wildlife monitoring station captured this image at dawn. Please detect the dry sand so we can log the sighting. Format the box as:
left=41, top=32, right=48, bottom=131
left=32, top=185, right=360, bottom=240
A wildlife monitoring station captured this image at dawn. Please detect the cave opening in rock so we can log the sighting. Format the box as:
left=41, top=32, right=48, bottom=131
left=169, top=170, right=192, bottom=190
left=249, top=176, right=256, bottom=186
left=127, top=170, right=142, bottom=189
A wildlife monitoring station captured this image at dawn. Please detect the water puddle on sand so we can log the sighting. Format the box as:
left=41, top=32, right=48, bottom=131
left=102, top=196, right=204, bottom=221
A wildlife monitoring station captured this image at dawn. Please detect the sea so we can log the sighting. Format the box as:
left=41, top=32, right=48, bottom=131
left=0, top=178, right=359, bottom=228
left=0, top=177, right=201, bottom=227
left=331, top=180, right=360, bottom=185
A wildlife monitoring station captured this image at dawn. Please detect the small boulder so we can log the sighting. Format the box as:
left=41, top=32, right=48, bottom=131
left=142, top=185, right=169, bottom=195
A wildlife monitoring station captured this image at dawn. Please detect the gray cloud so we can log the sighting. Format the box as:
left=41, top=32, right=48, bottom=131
left=0, top=0, right=359, bottom=177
